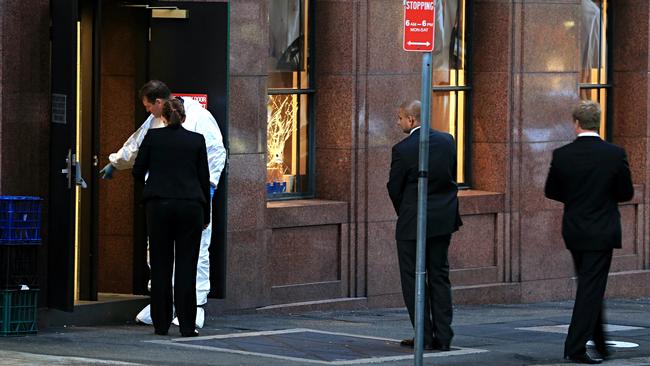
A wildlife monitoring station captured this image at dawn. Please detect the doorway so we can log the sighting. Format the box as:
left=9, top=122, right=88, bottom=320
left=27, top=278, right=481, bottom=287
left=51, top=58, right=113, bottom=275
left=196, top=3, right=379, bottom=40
left=51, top=0, right=229, bottom=309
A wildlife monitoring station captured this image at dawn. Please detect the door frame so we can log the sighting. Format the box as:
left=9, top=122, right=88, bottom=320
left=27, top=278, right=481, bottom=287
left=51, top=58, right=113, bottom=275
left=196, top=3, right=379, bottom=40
left=48, top=0, right=80, bottom=311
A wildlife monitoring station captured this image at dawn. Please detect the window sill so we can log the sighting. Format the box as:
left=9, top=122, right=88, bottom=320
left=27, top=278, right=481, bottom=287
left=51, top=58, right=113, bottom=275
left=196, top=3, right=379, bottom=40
left=267, top=199, right=348, bottom=229
left=458, top=190, right=505, bottom=215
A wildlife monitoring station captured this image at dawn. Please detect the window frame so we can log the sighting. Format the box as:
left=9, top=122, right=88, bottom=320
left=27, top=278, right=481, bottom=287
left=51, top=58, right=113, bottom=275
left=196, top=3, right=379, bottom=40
left=430, top=0, right=473, bottom=188
left=578, top=0, right=612, bottom=141
left=266, top=0, right=316, bottom=200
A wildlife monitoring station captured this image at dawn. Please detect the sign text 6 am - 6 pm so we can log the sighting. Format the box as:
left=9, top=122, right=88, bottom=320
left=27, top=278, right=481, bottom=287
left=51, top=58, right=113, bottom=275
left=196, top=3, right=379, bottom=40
left=403, top=1, right=435, bottom=52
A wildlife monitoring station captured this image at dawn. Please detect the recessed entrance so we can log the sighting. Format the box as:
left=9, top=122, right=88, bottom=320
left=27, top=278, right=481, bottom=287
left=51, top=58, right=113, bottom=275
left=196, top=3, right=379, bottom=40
left=50, top=0, right=228, bottom=310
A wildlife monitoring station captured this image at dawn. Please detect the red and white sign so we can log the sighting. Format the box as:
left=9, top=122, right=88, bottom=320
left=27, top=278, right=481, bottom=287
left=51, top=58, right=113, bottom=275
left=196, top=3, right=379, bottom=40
left=174, top=93, right=208, bottom=109
left=403, top=1, right=435, bottom=52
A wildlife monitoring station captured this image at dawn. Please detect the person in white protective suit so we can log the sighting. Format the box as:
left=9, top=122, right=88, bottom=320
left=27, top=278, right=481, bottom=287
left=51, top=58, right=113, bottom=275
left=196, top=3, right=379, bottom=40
left=99, top=80, right=226, bottom=328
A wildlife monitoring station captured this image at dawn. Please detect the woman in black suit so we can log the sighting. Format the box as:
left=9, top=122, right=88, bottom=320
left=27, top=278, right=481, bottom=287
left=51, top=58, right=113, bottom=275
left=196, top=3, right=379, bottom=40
left=133, top=98, right=210, bottom=337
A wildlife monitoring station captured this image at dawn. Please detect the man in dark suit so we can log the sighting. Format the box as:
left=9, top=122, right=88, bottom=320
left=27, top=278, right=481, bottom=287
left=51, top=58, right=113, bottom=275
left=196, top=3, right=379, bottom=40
left=545, top=100, right=634, bottom=364
left=387, top=100, right=462, bottom=351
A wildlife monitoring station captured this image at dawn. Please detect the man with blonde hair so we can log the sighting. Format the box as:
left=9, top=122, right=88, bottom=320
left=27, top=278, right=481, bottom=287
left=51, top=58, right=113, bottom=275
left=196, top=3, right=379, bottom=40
left=545, top=100, right=634, bottom=364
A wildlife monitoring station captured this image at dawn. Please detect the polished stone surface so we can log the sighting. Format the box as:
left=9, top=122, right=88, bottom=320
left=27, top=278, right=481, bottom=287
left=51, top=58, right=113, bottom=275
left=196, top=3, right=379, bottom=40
left=612, top=1, right=649, bottom=72
left=519, top=210, right=574, bottom=282
left=98, top=235, right=133, bottom=294
left=449, top=214, right=498, bottom=270
left=228, top=76, right=266, bottom=154
left=472, top=73, right=510, bottom=143
left=315, top=75, right=355, bottom=149
left=614, top=137, right=647, bottom=185
left=366, top=146, right=397, bottom=223
left=367, top=0, right=420, bottom=74
left=367, top=75, right=421, bottom=148
left=314, top=1, right=355, bottom=75
left=520, top=141, right=570, bottom=212
left=229, top=0, right=267, bottom=76
left=612, top=72, right=649, bottom=138
left=521, top=3, right=579, bottom=73
left=97, top=9, right=140, bottom=295
left=315, top=148, right=353, bottom=202
left=225, top=229, right=271, bottom=309
left=518, top=73, right=579, bottom=143
left=0, top=0, right=50, bottom=195
left=270, top=225, right=340, bottom=286
left=473, top=2, right=511, bottom=73
left=227, top=154, right=268, bottom=232
left=472, top=142, right=508, bottom=193
left=366, top=221, right=401, bottom=297
left=267, top=199, right=348, bottom=228
left=458, top=191, right=505, bottom=215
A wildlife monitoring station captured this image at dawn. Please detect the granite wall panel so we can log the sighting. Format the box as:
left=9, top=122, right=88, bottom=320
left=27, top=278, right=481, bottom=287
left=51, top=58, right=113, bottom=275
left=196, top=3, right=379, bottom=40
left=366, top=146, right=396, bottom=223
left=227, top=153, right=267, bottom=232
left=521, top=3, right=579, bottom=73
left=315, top=75, right=355, bottom=149
left=314, top=1, right=355, bottom=75
left=367, top=0, right=420, bottom=74
left=315, top=148, right=353, bottom=202
left=520, top=210, right=575, bottom=281
left=612, top=72, right=649, bottom=138
left=269, top=225, right=340, bottom=286
left=449, top=214, right=498, bottom=269
left=228, top=76, right=266, bottom=154
left=366, top=221, right=401, bottom=297
left=225, top=229, right=271, bottom=309
left=229, top=0, right=267, bottom=76
left=367, top=75, right=422, bottom=149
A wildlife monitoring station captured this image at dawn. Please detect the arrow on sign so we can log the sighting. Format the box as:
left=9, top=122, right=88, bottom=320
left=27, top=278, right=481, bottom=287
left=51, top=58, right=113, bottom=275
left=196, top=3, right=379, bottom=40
left=407, top=41, right=431, bottom=46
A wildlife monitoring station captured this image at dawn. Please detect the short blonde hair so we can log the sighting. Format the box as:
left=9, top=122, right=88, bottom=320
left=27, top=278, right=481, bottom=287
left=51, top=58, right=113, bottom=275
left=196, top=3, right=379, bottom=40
left=572, top=100, right=601, bottom=131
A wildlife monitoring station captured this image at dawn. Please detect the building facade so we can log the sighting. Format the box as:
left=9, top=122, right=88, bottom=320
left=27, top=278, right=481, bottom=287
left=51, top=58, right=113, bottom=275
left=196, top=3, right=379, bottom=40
left=1, top=0, right=649, bottom=317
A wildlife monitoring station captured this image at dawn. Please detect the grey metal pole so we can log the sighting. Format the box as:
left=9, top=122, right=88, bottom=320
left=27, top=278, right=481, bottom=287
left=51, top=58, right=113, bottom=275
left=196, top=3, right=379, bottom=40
left=414, top=51, right=432, bottom=366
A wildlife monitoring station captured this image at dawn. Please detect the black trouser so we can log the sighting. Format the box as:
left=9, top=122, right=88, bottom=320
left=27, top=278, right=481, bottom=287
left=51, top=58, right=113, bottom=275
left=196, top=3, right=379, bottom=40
left=146, top=198, right=203, bottom=335
left=397, top=234, right=454, bottom=345
left=564, top=249, right=613, bottom=357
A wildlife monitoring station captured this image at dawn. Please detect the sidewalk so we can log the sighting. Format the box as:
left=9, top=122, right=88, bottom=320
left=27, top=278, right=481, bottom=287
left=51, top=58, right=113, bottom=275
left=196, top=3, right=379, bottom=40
left=1, top=298, right=650, bottom=365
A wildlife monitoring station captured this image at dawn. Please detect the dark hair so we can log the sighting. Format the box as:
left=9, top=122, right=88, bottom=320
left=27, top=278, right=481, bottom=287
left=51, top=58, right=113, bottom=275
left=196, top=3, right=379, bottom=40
left=400, top=100, right=421, bottom=122
left=162, top=98, right=186, bottom=127
left=138, top=80, right=171, bottom=104
left=572, top=100, right=601, bottom=131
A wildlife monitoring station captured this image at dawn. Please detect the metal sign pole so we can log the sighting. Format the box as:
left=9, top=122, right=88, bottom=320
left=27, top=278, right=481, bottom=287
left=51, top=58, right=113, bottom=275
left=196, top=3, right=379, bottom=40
left=414, top=51, right=432, bottom=366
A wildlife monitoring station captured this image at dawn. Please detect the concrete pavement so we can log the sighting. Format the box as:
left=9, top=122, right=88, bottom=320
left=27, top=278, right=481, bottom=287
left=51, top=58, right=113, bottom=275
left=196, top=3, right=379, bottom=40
left=1, top=298, right=650, bottom=365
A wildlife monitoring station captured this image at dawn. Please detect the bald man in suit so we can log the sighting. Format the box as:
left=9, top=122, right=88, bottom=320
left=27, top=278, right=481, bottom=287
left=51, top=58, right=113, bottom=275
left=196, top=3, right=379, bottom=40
left=387, top=100, right=462, bottom=351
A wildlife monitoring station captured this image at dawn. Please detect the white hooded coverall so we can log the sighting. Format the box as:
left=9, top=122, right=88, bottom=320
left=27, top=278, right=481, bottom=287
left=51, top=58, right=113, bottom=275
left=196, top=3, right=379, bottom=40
left=108, top=97, right=226, bottom=327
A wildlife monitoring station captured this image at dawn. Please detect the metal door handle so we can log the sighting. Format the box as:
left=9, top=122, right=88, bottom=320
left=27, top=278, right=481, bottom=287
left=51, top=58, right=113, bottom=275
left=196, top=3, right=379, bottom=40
left=73, top=154, right=87, bottom=189
left=61, top=149, right=72, bottom=189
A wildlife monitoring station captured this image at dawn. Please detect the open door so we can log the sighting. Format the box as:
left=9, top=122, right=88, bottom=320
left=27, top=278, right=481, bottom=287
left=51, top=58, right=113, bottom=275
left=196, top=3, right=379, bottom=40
left=148, top=1, right=228, bottom=298
left=49, top=0, right=79, bottom=311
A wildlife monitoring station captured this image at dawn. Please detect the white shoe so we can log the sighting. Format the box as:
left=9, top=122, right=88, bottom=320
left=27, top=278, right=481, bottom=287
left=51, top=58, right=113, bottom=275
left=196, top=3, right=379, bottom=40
left=171, top=307, right=205, bottom=328
left=135, top=305, right=153, bottom=325
left=196, top=307, right=205, bottom=329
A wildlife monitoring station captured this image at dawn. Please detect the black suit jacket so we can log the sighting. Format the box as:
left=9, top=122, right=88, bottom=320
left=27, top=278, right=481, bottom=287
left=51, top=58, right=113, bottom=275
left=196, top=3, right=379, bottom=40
left=133, top=125, right=211, bottom=225
left=387, top=128, right=462, bottom=240
left=544, top=136, right=634, bottom=251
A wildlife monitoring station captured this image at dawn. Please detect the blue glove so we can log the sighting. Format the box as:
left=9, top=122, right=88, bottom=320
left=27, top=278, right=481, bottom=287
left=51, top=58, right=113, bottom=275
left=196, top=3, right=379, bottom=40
left=210, top=185, right=216, bottom=200
left=99, top=163, right=115, bottom=179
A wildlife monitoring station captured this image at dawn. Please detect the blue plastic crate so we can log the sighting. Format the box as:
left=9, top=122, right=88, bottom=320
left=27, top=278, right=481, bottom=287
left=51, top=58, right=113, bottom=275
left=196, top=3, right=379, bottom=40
left=0, top=289, right=38, bottom=336
left=0, top=196, right=42, bottom=245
